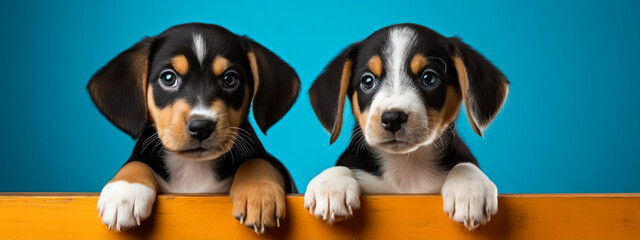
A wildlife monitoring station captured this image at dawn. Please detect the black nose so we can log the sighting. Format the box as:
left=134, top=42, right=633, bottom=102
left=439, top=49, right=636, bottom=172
left=381, top=111, right=408, bottom=133
left=187, top=119, right=216, bottom=141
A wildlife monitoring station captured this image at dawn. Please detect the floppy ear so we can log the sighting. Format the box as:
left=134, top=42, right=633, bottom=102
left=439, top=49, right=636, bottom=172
left=242, top=37, right=300, bottom=134
left=87, top=37, right=153, bottom=139
left=309, top=43, right=359, bottom=144
left=448, top=37, right=509, bottom=136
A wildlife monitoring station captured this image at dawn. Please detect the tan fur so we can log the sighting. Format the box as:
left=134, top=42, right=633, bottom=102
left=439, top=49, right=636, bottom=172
left=441, top=86, right=462, bottom=126
left=230, top=158, right=286, bottom=228
left=141, top=60, right=149, bottom=93
left=212, top=56, right=229, bottom=76
left=171, top=55, right=189, bottom=75
left=351, top=92, right=361, bottom=126
left=146, top=85, right=192, bottom=151
left=425, top=86, right=462, bottom=133
left=247, top=52, right=260, bottom=98
left=131, top=43, right=151, bottom=96
left=410, top=54, right=428, bottom=75
left=108, top=161, right=158, bottom=191
left=452, top=55, right=482, bottom=136
left=88, top=50, right=149, bottom=113
left=368, top=55, right=382, bottom=76
left=366, top=107, right=387, bottom=140
left=209, top=86, right=251, bottom=154
left=207, top=100, right=238, bottom=153
left=426, top=108, right=442, bottom=137
left=146, top=84, right=251, bottom=156
left=228, top=86, right=251, bottom=127
left=330, top=59, right=353, bottom=144
left=350, top=92, right=369, bottom=129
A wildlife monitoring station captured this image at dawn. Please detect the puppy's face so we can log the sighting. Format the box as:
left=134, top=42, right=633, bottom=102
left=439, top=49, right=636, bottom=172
left=350, top=28, right=462, bottom=153
left=310, top=24, right=509, bottom=154
left=146, top=29, right=252, bottom=160
left=88, top=23, right=300, bottom=161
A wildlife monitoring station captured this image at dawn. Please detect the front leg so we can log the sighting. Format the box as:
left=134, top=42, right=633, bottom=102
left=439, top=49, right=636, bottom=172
left=304, top=166, right=361, bottom=224
left=230, top=159, right=286, bottom=234
left=97, top=161, right=158, bottom=231
left=441, top=162, right=498, bottom=230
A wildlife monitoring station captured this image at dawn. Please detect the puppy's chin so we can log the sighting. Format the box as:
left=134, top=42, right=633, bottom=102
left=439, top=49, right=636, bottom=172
left=372, top=141, right=420, bottom=154
left=173, top=148, right=224, bottom=161
left=162, top=139, right=232, bottom=162
left=366, top=129, right=435, bottom=155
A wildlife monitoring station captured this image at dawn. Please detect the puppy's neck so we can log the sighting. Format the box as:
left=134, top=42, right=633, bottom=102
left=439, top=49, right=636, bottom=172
left=372, top=126, right=456, bottom=193
left=158, top=150, right=232, bottom=193
left=374, top=144, right=446, bottom=193
left=375, top=142, right=445, bottom=171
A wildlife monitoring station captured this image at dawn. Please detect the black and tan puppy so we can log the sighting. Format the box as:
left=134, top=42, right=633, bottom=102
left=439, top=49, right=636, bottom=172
left=304, top=23, right=509, bottom=230
left=88, top=23, right=299, bottom=234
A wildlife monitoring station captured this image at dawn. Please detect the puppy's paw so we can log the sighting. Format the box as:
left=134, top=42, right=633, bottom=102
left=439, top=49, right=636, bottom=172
left=230, top=180, right=285, bottom=234
left=304, top=166, right=360, bottom=224
left=97, top=181, right=156, bottom=231
left=442, top=163, right=498, bottom=231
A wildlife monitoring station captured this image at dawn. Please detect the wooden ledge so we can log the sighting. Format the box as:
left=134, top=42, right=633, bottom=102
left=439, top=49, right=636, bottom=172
left=0, top=193, right=638, bottom=240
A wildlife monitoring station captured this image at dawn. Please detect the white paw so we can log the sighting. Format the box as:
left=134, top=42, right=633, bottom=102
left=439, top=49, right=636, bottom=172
left=441, top=163, right=498, bottom=231
left=97, top=180, right=156, bottom=231
left=304, top=166, right=360, bottom=224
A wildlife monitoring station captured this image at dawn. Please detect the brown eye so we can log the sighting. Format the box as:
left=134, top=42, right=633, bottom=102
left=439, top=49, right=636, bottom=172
left=159, top=69, right=180, bottom=90
left=222, top=70, right=239, bottom=90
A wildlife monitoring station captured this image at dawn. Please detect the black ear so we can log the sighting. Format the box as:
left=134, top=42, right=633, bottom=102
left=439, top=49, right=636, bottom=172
left=242, top=37, right=300, bottom=134
left=309, top=43, right=359, bottom=144
left=87, top=37, right=153, bottom=139
left=448, top=37, right=509, bottom=136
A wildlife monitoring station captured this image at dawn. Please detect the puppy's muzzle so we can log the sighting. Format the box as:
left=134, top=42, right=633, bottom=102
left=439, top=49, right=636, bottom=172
left=381, top=111, right=408, bottom=133
left=187, top=118, right=216, bottom=141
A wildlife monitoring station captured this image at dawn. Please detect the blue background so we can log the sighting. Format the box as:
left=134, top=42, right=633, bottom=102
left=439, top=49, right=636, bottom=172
left=1, top=0, right=638, bottom=193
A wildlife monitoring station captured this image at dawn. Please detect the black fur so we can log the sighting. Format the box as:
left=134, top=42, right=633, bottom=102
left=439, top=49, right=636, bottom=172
left=129, top=122, right=296, bottom=193
left=88, top=23, right=298, bottom=193
left=337, top=124, right=478, bottom=175
left=242, top=37, right=301, bottom=134
left=309, top=43, right=359, bottom=136
left=87, top=37, right=153, bottom=138
left=147, top=25, right=248, bottom=110
left=448, top=37, right=509, bottom=132
left=310, top=23, right=508, bottom=173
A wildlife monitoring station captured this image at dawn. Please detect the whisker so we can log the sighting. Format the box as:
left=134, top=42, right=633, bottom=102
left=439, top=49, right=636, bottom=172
left=141, top=133, right=160, bottom=153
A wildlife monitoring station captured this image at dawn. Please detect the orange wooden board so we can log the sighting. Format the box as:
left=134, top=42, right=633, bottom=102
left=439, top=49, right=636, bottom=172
left=0, top=193, right=638, bottom=240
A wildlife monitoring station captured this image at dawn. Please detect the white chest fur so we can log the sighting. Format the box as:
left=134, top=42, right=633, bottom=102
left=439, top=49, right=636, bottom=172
left=355, top=145, right=446, bottom=193
left=155, top=151, right=232, bottom=193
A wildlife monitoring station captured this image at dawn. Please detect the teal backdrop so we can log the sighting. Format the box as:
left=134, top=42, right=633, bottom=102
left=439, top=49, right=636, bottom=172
left=1, top=0, right=639, bottom=193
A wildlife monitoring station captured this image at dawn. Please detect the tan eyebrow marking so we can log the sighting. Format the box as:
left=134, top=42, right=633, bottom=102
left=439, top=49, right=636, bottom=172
left=410, top=54, right=428, bottom=75
left=368, top=55, right=382, bottom=76
left=171, top=55, right=189, bottom=75
left=213, top=56, right=230, bottom=76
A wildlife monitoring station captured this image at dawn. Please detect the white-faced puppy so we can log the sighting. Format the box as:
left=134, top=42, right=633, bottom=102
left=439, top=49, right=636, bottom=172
left=88, top=23, right=299, bottom=234
left=304, top=23, right=509, bottom=230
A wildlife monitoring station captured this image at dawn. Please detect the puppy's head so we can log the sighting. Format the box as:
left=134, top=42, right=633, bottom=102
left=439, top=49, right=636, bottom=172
left=310, top=24, right=508, bottom=154
left=88, top=23, right=299, bottom=160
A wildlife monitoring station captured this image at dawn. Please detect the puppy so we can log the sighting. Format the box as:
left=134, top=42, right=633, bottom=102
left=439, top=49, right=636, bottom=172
left=88, top=23, right=299, bottom=234
left=304, top=23, right=509, bottom=230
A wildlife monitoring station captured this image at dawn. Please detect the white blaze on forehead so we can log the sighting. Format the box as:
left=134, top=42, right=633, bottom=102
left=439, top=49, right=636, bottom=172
left=192, top=33, right=206, bottom=66
left=384, top=27, right=417, bottom=93
left=364, top=26, right=428, bottom=144
left=371, top=27, right=423, bottom=112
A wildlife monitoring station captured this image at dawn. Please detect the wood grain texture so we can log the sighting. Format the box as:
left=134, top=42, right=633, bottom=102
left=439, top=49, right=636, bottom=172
left=0, top=194, right=638, bottom=240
